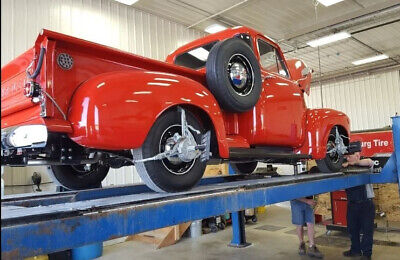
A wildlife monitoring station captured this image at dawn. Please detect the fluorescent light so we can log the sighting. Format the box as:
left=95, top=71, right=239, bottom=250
left=188, top=47, right=209, bottom=61
left=307, top=31, right=351, bottom=47
left=317, top=0, right=344, bottom=6
left=114, top=0, right=139, bottom=5
left=352, top=54, right=389, bottom=65
left=204, top=24, right=227, bottom=34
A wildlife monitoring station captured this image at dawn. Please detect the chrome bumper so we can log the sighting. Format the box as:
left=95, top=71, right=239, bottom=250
left=1, top=125, right=48, bottom=150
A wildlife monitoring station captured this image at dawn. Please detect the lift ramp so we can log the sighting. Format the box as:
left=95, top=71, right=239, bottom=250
left=1, top=169, right=396, bottom=259
left=2, top=116, right=399, bottom=258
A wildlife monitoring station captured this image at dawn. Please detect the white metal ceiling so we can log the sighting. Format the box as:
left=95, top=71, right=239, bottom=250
left=134, top=0, right=400, bottom=81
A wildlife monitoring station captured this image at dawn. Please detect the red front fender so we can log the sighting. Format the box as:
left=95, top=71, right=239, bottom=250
left=68, top=70, right=229, bottom=157
left=296, top=109, right=350, bottom=159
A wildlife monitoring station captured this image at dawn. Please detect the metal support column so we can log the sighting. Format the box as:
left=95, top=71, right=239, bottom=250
left=391, top=116, right=400, bottom=192
left=228, top=163, right=251, bottom=247
left=229, top=210, right=251, bottom=248
left=370, top=116, right=400, bottom=189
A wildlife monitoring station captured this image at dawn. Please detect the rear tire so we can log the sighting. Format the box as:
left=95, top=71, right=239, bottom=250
left=132, top=109, right=207, bottom=192
left=48, top=163, right=109, bottom=190
left=316, top=128, right=345, bottom=173
left=231, top=162, right=258, bottom=174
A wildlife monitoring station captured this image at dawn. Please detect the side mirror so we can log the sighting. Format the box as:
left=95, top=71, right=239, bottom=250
left=286, top=59, right=312, bottom=95
left=301, top=67, right=312, bottom=77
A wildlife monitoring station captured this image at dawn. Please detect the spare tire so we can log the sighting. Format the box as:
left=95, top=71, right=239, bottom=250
left=206, top=38, right=262, bottom=112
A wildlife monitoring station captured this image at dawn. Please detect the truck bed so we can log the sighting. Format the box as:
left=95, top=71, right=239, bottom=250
left=1, top=29, right=206, bottom=131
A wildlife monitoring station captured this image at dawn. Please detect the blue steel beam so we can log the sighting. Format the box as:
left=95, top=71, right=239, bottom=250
left=370, top=116, right=399, bottom=185
left=1, top=172, right=389, bottom=259
left=392, top=116, right=400, bottom=189
left=1, top=175, right=234, bottom=208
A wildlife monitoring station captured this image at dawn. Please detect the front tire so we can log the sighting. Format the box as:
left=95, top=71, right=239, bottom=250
left=132, top=109, right=207, bottom=192
left=316, top=128, right=345, bottom=173
left=48, top=163, right=109, bottom=190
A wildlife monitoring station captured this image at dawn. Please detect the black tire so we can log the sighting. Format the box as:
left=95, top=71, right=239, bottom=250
left=231, top=162, right=258, bottom=174
left=316, top=128, right=345, bottom=173
left=48, top=163, right=109, bottom=190
left=206, top=38, right=262, bottom=112
left=218, top=222, right=226, bottom=230
left=132, top=109, right=207, bottom=192
left=211, top=225, right=218, bottom=233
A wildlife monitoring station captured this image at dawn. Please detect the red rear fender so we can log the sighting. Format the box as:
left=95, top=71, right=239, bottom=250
left=68, top=70, right=229, bottom=156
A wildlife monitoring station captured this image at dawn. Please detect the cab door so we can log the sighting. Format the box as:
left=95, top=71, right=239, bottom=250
left=253, top=38, right=306, bottom=147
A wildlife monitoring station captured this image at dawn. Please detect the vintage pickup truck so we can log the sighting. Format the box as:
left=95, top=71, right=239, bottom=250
left=1, top=26, right=352, bottom=192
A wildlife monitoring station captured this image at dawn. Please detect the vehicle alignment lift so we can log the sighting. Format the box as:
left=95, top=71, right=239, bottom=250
left=2, top=116, right=399, bottom=259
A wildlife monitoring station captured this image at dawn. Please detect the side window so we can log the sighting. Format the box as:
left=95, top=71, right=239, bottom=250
left=276, top=53, right=289, bottom=78
left=235, top=33, right=253, bottom=49
left=257, top=39, right=289, bottom=78
left=174, top=41, right=218, bottom=70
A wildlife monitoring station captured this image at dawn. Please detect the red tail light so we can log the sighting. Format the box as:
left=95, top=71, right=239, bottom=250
left=23, top=81, right=42, bottom=103
left=24, top=82, right=34, bottom=97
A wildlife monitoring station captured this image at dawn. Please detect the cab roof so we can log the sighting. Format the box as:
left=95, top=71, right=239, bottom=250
left=165, top=26, right=280, bottom=63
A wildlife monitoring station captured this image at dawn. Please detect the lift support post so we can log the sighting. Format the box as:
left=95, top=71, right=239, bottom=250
left=1, top=117, right=399, bottom=259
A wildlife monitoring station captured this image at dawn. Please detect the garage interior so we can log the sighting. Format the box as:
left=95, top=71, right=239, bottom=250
left=1, top=0, right=400, bottom=259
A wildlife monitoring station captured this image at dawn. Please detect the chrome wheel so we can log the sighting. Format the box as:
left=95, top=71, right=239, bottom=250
left=227, top=54, right=254, bottom=96
left=159, top=124, right=196, bottom=175
left=316, top=127, right=346, bottom=173
left=326, top=140, right=340, bottom=164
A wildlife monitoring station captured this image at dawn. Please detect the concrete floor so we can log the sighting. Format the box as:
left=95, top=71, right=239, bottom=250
left=99, top=205, right=400, bottom=260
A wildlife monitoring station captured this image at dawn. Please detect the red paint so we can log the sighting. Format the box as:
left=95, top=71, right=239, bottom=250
left=332, top=190, right=347, bottom=201
left=351, top=130, right=393, bottom=157
left=1, top=27, right=350, bottom=161
left=333, top=200, right=348, bottom=226
left=331, top=190, right=348, bottom=227
left=67, top=70, right=229, bottom=155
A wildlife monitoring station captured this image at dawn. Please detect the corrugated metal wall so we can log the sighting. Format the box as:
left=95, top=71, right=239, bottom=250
left=1, top=0, right=205, bottom=65
left=305, top=70, right=400, bottom=131
left=1, top=0, right=205, bottom=193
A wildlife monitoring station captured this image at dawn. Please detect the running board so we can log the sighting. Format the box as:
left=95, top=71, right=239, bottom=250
left=229, top=147, right=312, bottom=162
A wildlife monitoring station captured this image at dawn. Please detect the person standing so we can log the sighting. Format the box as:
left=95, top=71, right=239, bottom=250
left=342, top=152, right=375, bottom=260
left=290, top=196, right=324, bottom=258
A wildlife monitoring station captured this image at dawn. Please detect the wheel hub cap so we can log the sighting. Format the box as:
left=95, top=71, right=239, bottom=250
left=160, top=125, right=197, bottom=175
left=229, top=62, right=248, bottom=89
left=227, top=54, right=254, bottom=97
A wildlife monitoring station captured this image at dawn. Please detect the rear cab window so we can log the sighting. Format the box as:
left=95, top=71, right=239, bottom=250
left=174, top=41, right=218, bottom=70
left=257, top=39, right=289, bottom=78
left=174, top=34, right=254, bottom=70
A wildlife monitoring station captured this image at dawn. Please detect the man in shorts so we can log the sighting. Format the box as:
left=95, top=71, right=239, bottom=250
left=290, top=196, right=324, bottom=258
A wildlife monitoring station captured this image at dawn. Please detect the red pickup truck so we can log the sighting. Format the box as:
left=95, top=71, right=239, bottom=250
left=1, top=26, right=352, bottom=192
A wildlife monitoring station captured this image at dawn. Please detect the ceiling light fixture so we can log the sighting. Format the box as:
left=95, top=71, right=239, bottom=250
left=317, top=0, right=345, bottom=6
left=114, top=0, right=139, bottom=5
left=204, top=24, right=227, bottom=34
left=352, top=54, right=389, bottom=65
left=307, top=31, right=351, bottom=47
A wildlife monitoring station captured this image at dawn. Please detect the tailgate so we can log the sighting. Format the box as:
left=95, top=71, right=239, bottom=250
left=1, top=48, right=42, bottom=125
